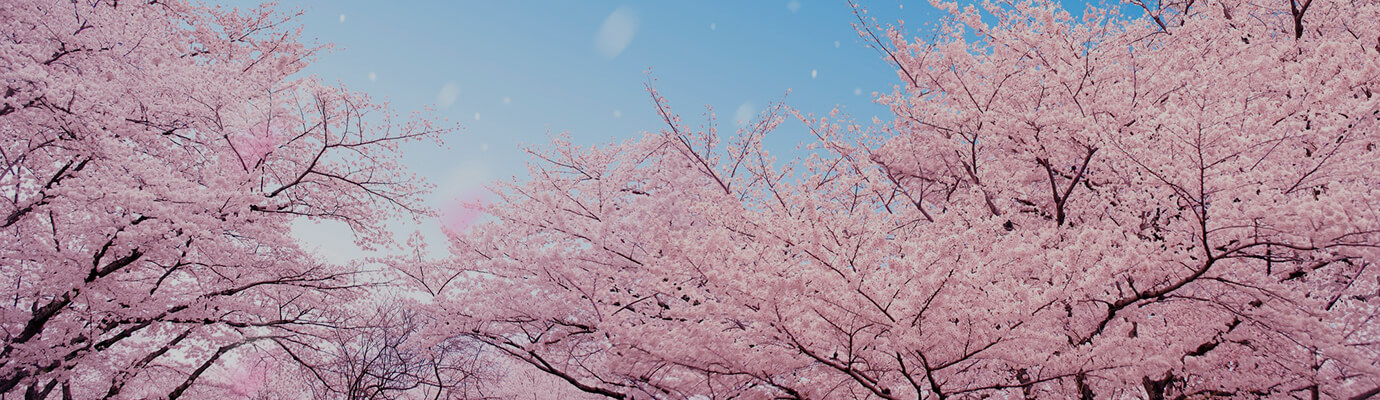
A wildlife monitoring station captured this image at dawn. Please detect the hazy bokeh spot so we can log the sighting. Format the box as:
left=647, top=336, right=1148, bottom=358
left=442, top=188, right=491, bottom=234
left=595, top=6, right=639, bottom=58
left=734, top=102, right=756, bottom=127
left=436, top=82, right=460, bottom=108
left=439, top=162, right=494, bottom=233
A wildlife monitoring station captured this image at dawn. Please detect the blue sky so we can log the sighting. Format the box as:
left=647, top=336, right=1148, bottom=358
left=282, top=1, right=926, bottom=184
left=207, top=1, right=1088, bottom=260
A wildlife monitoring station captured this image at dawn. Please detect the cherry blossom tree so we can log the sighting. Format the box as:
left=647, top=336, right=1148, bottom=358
left=437, top=0, right=1380, bottom=398
left=282, top=303, right=495, bottom=400
left=0, top=0, right=452, bottom=398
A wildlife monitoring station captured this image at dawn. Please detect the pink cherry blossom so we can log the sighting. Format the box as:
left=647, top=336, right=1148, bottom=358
left=433, top=0, right=1380, bottom=398
left=0, top=1, right=453, bottom=398
left=229, top=122, right=283, bottom=172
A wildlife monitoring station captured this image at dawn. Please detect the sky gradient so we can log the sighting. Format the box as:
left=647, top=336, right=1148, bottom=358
left=204, top=1, right=1067, bottom=260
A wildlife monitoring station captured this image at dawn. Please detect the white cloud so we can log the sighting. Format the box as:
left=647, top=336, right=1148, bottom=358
left=854, top=88, right=863, bottom=96
left=338, top=14, right=346, bottom=23
left=502, top=96, right=511, bottom=105
left=811, top=69, right=818, bottom=79
left=710, top=22, right=717, bottom=31
left=481, top=143, right=490, bottom=151
left=368, top=71, right=377, bottom=81
left=436, top=82, right=459, bottom=109
left=787, top=0, right=802, bottom=13
left=474, top=112, right=481, bottom=121
left=835, top=40, right=841, bottom=48
left=595, top=7, right=639, bottom=58
left=734, top=102, right=756, bottom=127
left=613, top=109, right=622, bottom=118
